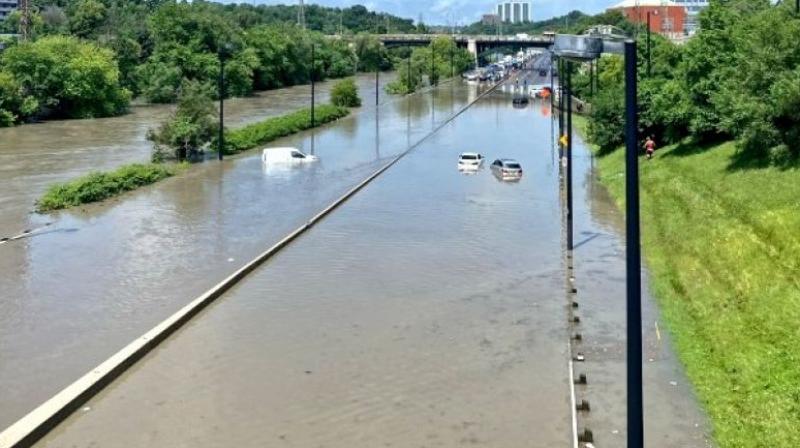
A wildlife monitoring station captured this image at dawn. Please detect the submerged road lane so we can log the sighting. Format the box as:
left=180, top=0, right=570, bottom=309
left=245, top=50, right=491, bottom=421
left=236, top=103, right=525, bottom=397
left=36, top=91, right=574, bottom=446
left=0, top=79, right=483, bottom=428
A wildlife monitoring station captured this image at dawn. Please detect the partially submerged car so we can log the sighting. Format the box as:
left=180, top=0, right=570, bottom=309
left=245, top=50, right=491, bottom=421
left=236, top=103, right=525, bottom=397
left=261, top=147, right=318, bottom=164
left=458, top=152, right=484, bottom=171
left=490, top=158, right=523, bottom=181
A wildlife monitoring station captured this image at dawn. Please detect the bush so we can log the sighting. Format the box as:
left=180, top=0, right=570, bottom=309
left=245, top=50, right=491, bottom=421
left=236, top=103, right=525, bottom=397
left=330, top=78, right=361, bottom=108
left=148, top=80, right=217, bottom=161
left=0, top=35, right=130, bottom=120
left=225, top=104, right=349, bottom=154
left=37, top=163, right=178, bottom=212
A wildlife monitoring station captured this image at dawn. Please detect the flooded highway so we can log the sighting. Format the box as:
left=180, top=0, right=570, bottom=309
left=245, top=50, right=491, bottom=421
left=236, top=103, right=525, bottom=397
left=0, top=72, right=395, bottom=238
left=3, top=60, right=713, bottom=447
left=0, top=76, right=477, bottom=428
left=36, top=88, right=574, bottom=447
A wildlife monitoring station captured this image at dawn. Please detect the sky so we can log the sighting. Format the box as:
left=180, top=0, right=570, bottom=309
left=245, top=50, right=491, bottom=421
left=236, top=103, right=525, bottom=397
left=246, top=0, right=618, bottom=25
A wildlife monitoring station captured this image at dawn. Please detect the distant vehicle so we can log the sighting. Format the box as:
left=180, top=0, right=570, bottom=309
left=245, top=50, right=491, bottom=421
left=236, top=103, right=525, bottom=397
left=512, top=96, right=529, bottom=107
left=490, top=159, right=523, bottom=180
left=539, top=69, right=548, bottom=77
left=458, top=152, right=484, bottom=171
left=529, top=85, right=551, bottom=98
left=464, top=71, right=478, bottom=81
left=262, top=147, right=318, bottom=164
left=516, top=33, right=530, bottom=39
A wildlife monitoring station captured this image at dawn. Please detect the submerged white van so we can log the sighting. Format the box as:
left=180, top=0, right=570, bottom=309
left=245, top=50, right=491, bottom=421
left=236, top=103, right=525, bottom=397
left=261, top=147, right=319, bottom=164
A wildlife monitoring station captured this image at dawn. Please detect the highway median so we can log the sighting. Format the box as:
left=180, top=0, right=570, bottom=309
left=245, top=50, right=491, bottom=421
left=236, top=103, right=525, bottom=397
left=35, top=105, right=351, bottom=213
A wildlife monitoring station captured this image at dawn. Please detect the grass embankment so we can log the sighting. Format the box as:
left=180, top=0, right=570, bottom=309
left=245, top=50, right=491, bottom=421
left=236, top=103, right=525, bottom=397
left=37, top=105, right=350, bottom=212
left=589, top=132, right=800, bottom=446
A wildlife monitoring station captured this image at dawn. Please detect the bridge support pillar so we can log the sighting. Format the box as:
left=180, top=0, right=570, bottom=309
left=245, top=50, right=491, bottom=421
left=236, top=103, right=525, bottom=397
left=467, top=39, right=478, bottom=66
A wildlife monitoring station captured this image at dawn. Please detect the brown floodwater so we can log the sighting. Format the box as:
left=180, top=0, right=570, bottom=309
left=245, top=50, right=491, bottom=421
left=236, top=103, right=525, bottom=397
left=36, top=85, right=574, bottom=448
left=0, top=74, right=483, bottom=429
left=0, top=72, right=395, bottom=238
left=4, top=60, right=713, bottom=447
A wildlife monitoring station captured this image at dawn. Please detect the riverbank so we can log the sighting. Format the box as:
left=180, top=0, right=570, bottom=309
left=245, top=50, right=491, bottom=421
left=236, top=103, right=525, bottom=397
left=583, top=118, right=800, bottom=446
left=35, top=104, right=350, bottom=211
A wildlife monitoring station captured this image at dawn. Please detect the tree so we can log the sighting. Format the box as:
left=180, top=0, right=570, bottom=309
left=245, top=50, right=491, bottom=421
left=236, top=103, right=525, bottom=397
left=148, top=80, right=217, bottom=161
left=0, top=35, right=130, bottom=119
left=68, top=0, right=107, bottom=39
left=0, top=71, right=39, bottom=126
left=330, top=78, right=361, bottom=107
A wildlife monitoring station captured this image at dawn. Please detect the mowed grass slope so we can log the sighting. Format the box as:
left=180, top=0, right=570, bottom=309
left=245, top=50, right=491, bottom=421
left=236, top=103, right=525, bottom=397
left=593, top=139, right=800, bottom=447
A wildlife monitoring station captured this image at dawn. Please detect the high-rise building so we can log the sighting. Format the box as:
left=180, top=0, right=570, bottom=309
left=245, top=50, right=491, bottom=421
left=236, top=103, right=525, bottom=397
left=495, top=1, right=531, bottom=23
left=671, top=0, right=708, bottom=34
left=0, top=0, right=17, bottom=20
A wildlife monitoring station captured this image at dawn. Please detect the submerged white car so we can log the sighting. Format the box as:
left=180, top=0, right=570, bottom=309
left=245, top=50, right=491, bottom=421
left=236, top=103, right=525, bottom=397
left=457, top=152, right=484, bottom=171
left=261, top=147, right=318, bottom=164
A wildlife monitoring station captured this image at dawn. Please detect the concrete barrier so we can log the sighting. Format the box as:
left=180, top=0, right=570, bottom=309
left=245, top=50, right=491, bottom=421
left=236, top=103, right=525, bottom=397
left=0, top=78, right=505, bottom=448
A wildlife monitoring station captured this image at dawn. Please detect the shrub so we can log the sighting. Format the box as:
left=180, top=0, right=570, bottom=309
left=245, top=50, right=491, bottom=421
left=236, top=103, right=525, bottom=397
left=0, top=35, right=130, bottom=120
left=330, top=78, right=361, bottom=108
left=225, top=104, right=349, bottom=154
left=37, top=163, right=178, bottom=212
left=148, top=80, right=217, bottom=161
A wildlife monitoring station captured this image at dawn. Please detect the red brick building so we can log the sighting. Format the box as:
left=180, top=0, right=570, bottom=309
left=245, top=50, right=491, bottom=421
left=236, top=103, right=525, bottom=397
left=609, top=0, right=686, bottom=39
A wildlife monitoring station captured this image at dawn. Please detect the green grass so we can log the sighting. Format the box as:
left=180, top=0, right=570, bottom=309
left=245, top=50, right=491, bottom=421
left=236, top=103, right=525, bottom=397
left=585, top=123, right=800, bottom=446
left=225, top=104, right=349, bottom=154
left=37, top=163, right=180, bottom=212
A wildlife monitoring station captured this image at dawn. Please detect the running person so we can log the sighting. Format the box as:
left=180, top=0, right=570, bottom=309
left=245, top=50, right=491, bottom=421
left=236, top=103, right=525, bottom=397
left=644, top=136, right=656, bottom=159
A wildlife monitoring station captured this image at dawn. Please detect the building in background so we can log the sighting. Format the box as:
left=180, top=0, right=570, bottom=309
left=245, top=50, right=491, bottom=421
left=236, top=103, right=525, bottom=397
left=496, top=1, right=531, bottom=23
left=0, top=0, right=18, bottom=20
left=608, top=0, right=686, bottom=40
left=671, top=0, right=708, bottom=34
left=482, top=14, right=500, bottom=25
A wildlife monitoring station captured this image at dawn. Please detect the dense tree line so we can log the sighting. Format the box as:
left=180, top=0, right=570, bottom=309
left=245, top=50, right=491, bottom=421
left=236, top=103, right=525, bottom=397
left=580, top=0, right=800, bottom=164
left=385, top=37, right=474, bottom=94
left=0, top=0, right=411, bottom=125
left=460, top=9, right=634, bottom=36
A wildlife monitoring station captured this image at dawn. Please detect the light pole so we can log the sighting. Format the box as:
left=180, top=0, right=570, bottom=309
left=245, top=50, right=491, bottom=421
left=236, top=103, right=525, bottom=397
left=431, top=45, right=435, bottom=86
left=217, top=43, right=233, bottom=161
left=310, top=43, right=316, bottom=127
left=554, top=33, right=642, bottom=448
left=566, top=60, right=573, bottom=252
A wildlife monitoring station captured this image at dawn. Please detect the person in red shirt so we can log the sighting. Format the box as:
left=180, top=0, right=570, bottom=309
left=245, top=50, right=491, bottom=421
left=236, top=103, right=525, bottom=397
left=644, top=135, right=656, bottom=159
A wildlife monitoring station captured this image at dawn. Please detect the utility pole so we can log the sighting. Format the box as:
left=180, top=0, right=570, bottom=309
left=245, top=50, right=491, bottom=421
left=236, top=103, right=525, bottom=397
left=297, top=0, right=306, bottom=30
left=18, top=0, right=30, bottom=41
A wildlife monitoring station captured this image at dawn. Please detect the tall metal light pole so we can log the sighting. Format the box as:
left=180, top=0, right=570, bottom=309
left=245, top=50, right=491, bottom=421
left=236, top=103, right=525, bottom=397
left=431, top=45, right=436, bottom=86
left=217, top=47, right=228, bottom=161
left=450, top=45, right=455, bottom=78
left=624, top=39, right=643, bottom=448
left=310, top=43, right=315, bottom=127
left=554, top=34, right=642, bottom=448
left=566, top=60, right=574, bottom=252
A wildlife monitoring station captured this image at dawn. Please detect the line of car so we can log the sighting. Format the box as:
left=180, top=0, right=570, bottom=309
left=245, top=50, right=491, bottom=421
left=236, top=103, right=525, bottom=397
left=458, top=152, right=523, bottom=182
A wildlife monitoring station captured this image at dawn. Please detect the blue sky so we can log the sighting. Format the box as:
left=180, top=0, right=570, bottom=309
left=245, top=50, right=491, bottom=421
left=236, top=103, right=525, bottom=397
left=246, top=1, right=617, bottom=25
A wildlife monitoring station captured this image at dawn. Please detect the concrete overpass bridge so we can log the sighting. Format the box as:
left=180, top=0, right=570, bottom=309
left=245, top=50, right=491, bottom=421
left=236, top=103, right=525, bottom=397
left=375, top=34, right=555, bottom=61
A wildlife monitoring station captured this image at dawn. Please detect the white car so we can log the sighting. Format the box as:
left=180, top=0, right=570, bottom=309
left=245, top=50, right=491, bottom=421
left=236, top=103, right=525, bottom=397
left=458, top=152, right=484, bottom=171
left=262, top=147, right=318, bottom=164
